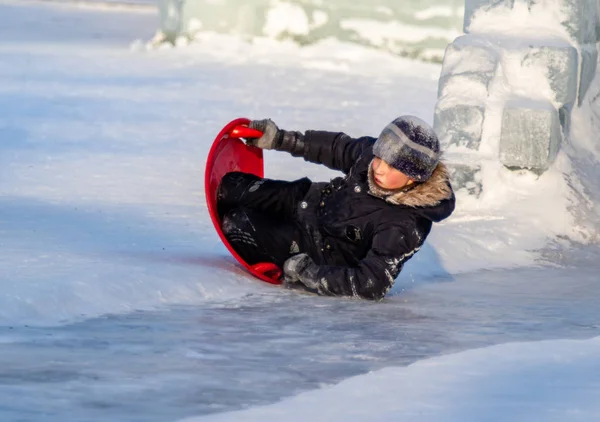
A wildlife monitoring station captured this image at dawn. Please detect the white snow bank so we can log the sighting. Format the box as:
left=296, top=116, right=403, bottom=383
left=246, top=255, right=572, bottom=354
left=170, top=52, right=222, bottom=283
left=181, top=336, right=600, bottom=422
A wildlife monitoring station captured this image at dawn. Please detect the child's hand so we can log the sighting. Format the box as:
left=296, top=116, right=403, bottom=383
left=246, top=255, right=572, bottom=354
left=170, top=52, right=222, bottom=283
left=283, top=253, right=319, bottom=290
left=247, top=119, right=280, bottom=150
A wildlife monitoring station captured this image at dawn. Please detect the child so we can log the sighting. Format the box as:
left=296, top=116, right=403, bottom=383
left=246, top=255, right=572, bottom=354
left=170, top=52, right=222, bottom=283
left=216, top=116, right=455, bottom=300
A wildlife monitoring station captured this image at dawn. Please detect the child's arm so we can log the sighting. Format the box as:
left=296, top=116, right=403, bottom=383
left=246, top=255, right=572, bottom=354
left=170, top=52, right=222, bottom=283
left=301, top=131, right=374, bottom=174
left=284, top=225, right=419, bottom=300
left=246, top=119, right=374, bottom=174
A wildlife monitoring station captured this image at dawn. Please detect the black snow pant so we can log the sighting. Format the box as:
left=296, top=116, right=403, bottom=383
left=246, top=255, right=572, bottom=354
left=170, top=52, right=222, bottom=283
left=216, top=172, right=313, bottom=268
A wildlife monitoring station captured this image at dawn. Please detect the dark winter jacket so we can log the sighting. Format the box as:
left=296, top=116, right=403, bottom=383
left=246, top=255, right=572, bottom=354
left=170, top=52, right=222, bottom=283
left=285, top=130, right=455, bottom=300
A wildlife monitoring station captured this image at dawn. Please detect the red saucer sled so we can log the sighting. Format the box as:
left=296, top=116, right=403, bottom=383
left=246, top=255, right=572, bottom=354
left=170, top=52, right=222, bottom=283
left=205, top=118, right=283, bottom=284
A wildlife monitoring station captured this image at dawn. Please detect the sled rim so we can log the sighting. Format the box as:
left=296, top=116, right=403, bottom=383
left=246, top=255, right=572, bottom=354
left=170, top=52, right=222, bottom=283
left=205, top=118, right=283, bottom=284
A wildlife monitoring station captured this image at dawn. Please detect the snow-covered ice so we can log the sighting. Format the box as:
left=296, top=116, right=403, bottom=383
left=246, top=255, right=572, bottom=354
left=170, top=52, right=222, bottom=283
left=0, top=1, right=599, bottom=421
left=184, top=336, right=600, bottom=422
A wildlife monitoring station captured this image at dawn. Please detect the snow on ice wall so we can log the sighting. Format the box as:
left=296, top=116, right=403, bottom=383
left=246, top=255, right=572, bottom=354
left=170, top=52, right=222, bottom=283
left=156, top=0, right=464, bottom=62
left=432, top=0, right=600, bottom=249
left=435, top=0, right=599, bottom=183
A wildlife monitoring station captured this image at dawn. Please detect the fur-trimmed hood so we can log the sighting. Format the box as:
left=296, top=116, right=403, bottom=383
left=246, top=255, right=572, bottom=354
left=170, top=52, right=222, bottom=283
left=367, top=160, right=455, bottom=222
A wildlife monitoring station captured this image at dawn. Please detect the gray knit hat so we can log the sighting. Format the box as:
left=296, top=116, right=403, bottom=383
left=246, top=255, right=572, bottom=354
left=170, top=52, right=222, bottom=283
left=373, top=116, right=440, bottom=182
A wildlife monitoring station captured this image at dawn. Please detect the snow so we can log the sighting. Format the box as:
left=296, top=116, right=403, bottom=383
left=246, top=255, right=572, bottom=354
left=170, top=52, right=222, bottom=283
left=468, top=1, right=573, bottom=41
left=264, top=3, right=311, bottom=38
left=415, top=5, right=459, bottom=20
left=339, top=18, right=461, bottom=46
left=183, top=336, right=600, bottom=422
left=0, top=0, right=599, bottom=421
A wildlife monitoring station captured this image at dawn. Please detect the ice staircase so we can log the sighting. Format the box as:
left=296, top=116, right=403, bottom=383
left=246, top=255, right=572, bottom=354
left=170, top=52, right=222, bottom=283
left=435, top=0, right=599, bottom=196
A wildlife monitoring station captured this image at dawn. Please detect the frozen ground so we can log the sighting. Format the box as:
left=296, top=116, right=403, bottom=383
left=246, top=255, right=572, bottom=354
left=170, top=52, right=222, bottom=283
left=0, top=1, right=599, bottom=421
left=2, top=267, right=600, bottom=421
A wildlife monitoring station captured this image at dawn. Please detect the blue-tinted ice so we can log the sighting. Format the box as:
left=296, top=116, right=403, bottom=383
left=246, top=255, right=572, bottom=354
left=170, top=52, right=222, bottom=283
left=0, top=262, right=599, bottom=422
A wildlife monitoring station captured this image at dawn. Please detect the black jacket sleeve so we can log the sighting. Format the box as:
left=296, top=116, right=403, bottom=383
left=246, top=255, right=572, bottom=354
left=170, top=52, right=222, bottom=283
left=302, top=131, right=376, bottom=174
left=312, top=224, right=420, bottom=300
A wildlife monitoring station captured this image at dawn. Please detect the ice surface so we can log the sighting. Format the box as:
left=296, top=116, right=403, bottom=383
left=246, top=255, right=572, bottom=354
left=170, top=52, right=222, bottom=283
left=522, top=46, right=578, bottom=106
left=183, top=336, right=600, bottom=422
left=1, top=266, right=600, bottom=422
left=434, top=102, right=485, bottom=149
left=438, top=35, right=498, bottom=103
left=578, top=43, right=599, bottom=105
left=499, top=101, right=562, bottom=170
left=446, top=163, right=482, bottom=197
left=434, top=35, right=499, bottom=151
left=437, top=71, right=494, bottom=99
left=546, top=0, right=598, bottom=44
left=440, top=34, right=498, bottom=77
left=597, top=0, right=600, bottom=41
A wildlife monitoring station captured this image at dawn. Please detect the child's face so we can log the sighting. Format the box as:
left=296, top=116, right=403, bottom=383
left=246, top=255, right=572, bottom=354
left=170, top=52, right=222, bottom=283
left=372, top=157, right=413, bottom=190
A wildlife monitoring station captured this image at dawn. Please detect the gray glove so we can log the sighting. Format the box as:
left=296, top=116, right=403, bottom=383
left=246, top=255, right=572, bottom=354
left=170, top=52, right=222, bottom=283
left=247, top=119, right=282, bottom=150
left=247, top=119, right=305, bottom=157
left=283, top=253, right=320, bottom=290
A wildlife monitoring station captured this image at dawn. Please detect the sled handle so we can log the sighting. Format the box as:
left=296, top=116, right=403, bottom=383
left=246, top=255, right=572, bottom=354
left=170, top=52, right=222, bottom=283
left=230, top=126, right=263, bottom=139
left=251, top=262, right=283, bottom=281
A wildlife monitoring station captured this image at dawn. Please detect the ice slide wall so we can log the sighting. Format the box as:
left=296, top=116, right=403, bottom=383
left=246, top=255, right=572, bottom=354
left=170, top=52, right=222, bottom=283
left=156, top=0, right=464, bottom=63
left=436, top=0, right=599, bottom=184
left=436, top=0, right=600, bottom=246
